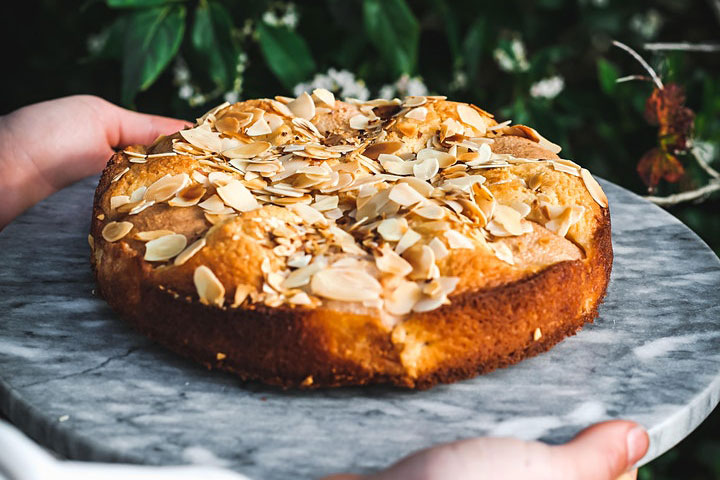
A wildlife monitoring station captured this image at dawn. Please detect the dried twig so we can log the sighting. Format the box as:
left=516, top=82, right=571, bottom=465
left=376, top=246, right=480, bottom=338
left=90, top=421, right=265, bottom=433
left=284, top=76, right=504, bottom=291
left=612, top=40, right=664, bottom=90
left=616, top=74, right=652, bottom=84
left=644, top=42, right=720, bottom=52
left=693, top=145, right=720, bottom=179
left=645, top=179, right=720, bottom=206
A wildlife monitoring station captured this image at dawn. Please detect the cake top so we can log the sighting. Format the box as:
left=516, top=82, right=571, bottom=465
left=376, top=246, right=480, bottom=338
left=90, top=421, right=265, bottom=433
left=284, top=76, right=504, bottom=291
left=96, top=91, right=608, bottom=321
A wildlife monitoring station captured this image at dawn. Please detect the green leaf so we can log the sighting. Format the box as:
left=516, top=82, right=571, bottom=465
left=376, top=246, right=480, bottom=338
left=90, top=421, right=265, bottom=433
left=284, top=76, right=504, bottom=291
left=121, top=5, right=185, bottom=106
left=90, top=15, right=129, bottom=60
left=362, top=0, right=419, bottom=77
left=463, top=18, right=485, bottom=83
left=597, top=57, right=620, bottom=95
left=191, top=0, right=239, bottom=90
left=108, top=0, right=181, bottom=8
left=256, top=21, right=316, bottom=91
left=431, top=0, right=461, bottom=66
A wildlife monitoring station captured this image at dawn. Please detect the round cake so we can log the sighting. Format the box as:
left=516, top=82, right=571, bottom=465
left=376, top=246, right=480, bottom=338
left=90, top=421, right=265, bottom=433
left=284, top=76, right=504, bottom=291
left=90, top=92, right=612, bottom=389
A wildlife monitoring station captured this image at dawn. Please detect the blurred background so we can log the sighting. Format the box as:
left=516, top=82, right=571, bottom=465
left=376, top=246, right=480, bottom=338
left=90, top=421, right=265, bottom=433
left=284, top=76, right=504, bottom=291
left=2, top=0, right=718, bottom=478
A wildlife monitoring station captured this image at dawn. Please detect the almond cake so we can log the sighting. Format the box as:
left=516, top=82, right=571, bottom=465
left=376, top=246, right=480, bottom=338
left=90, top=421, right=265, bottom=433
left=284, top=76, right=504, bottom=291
left=90, top=91, right=612, bottom=389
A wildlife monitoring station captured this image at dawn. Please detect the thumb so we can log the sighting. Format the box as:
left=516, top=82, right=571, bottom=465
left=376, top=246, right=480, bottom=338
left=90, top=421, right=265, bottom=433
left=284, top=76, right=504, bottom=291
left=107, top=103, right=191, bottom=149
left=552, top=421, right=649, bottom=480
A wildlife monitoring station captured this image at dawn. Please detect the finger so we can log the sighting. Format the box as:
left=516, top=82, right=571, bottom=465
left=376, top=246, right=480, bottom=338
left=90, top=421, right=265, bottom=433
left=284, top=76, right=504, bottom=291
left=552, top=421, right=649, bottom=480
left=111, top=108, right=190, bottom=148
left=615, top=469, right=637, bottom=480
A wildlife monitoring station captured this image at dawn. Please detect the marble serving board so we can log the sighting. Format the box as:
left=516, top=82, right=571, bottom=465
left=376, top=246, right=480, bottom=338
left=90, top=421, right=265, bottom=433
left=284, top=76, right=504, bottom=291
left=1, top=176, right=719, bottom=480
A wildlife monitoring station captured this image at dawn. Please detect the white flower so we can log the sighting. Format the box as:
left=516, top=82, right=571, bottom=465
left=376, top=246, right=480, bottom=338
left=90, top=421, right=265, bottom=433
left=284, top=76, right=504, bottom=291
left=530, top=76, right=565, bottom=100
left=294, top=68, right=370, bottom=101
left=493, top=36, right=530, bottom=73
left=86, top=32, right=108, bottom=55
left=178, top=85, right=194, bottom=100
left=449, top=70, right=467, bottom=91
left=378, top=74, right=428, bottom=99
left=378, top=84, right=396, bottom=100
left=630, top=9, right=663, bottom=40
left=262, top=2, right=299, bottom=30
left=224, top=91, right=239, bottom=103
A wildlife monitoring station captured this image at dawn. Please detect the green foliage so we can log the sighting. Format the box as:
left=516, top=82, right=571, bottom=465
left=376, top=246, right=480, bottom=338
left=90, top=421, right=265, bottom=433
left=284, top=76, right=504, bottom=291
left=256, top=21, right=316, bottom=90
left=191, top=1, right=239, bottom=90
left=121, top=5, right=185, bottom=106
left=362, top=0, right=419, bottom=77
left=597, top=58, right=620, bottom=95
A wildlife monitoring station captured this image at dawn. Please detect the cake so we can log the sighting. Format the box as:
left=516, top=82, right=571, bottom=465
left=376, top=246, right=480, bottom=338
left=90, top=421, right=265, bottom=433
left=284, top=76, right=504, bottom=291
left=90, top=92, right=612, bottom=389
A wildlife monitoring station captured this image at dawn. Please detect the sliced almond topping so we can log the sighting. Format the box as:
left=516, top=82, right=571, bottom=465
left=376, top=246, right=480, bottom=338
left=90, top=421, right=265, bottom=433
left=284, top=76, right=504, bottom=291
left=488, top=241, right=515, bottom=265
left=287, top=92, right=316, bottom=120
left=283, top=262, right=322, bottom=289
left=288, top=291, right=312, bottom=306
left=395, top=228, right=421, bottom=255
left=404, top=245, right=435, bottom=280
left=180, top=126, right=222, bottom=152
left=489, top=204, right=527, bottom=236
left=215, top=116, right=240, bottom=135
left=223, top=141, right=272, bottom=159
left=312, top=88, right=335, bottom=107
left=310, top=267, right=382, bottom=302
left=551, top=161, right=580, bottom=176
left=534, top=327, right=543, bottom=341
left=428, top=237, right=449, bottom=260
left=169, top=184, right=206, bottom=207
left=101, top=221, right=133, bottom=242
left=174, top=237, right=206, bottom=266
left=413, top=156, right=439, bottom=181
left=456, top=104, right=488, bottom=134
left=379, top=154, right=414, bottom=175
left=545, top=205, right=585, bottom=237
left=110, top=195, right=130, bottom=210
left=217, top=180, right=260, bottom=212
left=232, top=284, right=253, bottom=307
left=417, top=148, right=456, bottom=168
left=400, top=177, right=435, bottom=197
left=414, top=203, right=445, bottom=220
left=405, top=106, right=428, bottom=121
left=144, top=234, right=187, bottom=262
left=194, top=265, right=225, bottom=307
left=444, top=230, right=474, bottom=249
left=403, top=96, right=427, bottom=107
left=144, top=173, right=189, bottom=203
left=581, top=168, right=608, bottom=208
left=375, top=244, right=413, bottom=276
left=289, top=203, right=326, bottom=225
left=136, top=230, right=175, bottom=241
left=412, top=295, right=447, bottom=313
left=349, top=114, right=370, bottom=130
left=377, top=217, right=408, bottom=241
left=246, top=117, right=272, bottom=136
left=198, top=194, right=227, bottom=212
left=111, top=167, right=130, bottom=183
left=363, top=141, right=403, bottom=160
left=389, top=183, right=426, bottom=207
left=385, top=280, right=422, bottom=315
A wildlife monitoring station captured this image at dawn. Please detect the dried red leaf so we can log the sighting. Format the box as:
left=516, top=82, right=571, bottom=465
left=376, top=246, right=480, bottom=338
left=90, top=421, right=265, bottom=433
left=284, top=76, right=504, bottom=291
left=644, top=83, right=695, bottom=152
left=637, top=147, right=685, bottom=190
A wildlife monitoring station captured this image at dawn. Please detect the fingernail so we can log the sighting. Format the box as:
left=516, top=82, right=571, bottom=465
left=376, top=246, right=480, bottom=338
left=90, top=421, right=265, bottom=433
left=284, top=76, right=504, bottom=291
left=626, top=426, right=649, bottom=465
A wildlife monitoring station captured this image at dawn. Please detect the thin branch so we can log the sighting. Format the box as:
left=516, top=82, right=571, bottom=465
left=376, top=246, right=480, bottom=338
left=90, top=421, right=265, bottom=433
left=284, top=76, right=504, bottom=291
left=645, top=178, right=720, bottom=206
left=612, top=40, right=664, bottom=90
left=644, top=42, right=720, bottom=52
left=616, top=74, right=652, bottom=84
left=693, top=145, right=720, bottom=179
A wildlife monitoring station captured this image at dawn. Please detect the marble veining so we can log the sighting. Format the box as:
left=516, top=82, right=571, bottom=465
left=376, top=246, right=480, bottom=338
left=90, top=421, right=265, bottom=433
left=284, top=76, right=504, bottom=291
left=1, top=176, right=719, bottom=480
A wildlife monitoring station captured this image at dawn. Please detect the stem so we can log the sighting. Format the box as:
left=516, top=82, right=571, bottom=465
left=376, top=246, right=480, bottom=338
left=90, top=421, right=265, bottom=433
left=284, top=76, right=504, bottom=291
left=693, top=145, right=720, bottom=179
left=645, top=178, right=720, bottom=206
left=616, top=75, right=652, bottom=84
left=644, top=42, right=720, bottom=52
left=612, top=40, right=664, bottom=90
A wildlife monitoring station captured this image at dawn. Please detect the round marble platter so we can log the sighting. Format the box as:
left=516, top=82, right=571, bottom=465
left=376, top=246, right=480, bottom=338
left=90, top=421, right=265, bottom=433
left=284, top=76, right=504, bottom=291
left=1, top=176, right=719, bottom=480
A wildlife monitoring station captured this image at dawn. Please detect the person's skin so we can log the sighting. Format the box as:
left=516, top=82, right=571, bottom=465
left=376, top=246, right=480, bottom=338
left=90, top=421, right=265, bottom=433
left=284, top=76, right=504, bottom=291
left=0, top=96, right=650, bottom=479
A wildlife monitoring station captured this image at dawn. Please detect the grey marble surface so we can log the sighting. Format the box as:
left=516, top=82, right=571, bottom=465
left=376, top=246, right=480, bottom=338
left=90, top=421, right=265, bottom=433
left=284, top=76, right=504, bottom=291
left=0, top=176, right=719, bottom=480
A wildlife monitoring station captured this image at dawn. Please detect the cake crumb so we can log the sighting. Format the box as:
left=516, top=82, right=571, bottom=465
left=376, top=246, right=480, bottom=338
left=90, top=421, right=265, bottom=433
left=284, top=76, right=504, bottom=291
left=216, top=352, right=227, bottom=360
left=533, top=328, right=542, bottom=341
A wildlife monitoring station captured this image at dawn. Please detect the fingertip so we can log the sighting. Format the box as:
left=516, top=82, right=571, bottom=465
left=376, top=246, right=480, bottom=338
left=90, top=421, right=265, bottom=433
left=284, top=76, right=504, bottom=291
left=626, top=426, right=649, bottom=466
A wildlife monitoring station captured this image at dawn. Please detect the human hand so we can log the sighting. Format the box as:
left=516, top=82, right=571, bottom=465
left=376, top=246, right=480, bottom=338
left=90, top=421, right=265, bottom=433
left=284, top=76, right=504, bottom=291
left=0, top=95, right=188, bottom=228
left=324, top=420, right=649, bottom=480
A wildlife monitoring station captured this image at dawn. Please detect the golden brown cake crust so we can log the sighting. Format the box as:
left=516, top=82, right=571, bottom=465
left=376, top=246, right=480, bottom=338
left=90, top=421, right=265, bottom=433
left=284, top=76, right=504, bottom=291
left=90, top=95, right=612, bottom=389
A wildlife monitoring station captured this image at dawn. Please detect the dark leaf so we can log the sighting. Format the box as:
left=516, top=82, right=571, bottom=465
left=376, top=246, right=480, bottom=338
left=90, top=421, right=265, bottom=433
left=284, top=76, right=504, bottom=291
left=362, top=0, right=419, bottom=77
left=431, top=0, right=461, bottom=66
left=645, top=84, right=695, bottom=151
left=637, top=147, right=685, bottom=190
left=107, top=0, right=182, bottom=8
left=90, top=15, right=130, bottom=60
left=191, top=0, right=239, bottom=90
left=463, top=17, right=485, bottom=83
left=256, top=21, right=316, bottom=91
left=121, top=5, right=185, bottom=106
left=596, top=57, right=619, bottom=95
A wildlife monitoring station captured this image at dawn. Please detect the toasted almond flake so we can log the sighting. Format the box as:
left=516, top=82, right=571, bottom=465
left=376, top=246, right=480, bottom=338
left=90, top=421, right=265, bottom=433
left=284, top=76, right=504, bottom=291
left=136, top=230, right=175, bottom=241
left=291, top=117, right=323, bottom=138
left=412, top=294, right=447, bottom=313
left=403, top=96, right=427, bottom=107
left=395, top=228, right=421, bottom=255
left=144, top=173, right=189, bottom=203
left=180, top=126, right=222, bottom=152
left=270, top=99, right=294, bottom=117
left=283, top=262, right=322, bottom=289
left=379, top=154, right=413, bottom=175
left=290, top=203, right=326, bottom=225
left=389, top=183, right=426, bottom=207
left=551, top=161, right=580, bottom=176
left=217, top=180, right=259, bottom=212
left=101, top=221, right=133, bottom=242
left=144, top=234, right=187, bottom=262
left=174, top=237, right=206, bottom=266
left=246, top=117, right=272, bottom=136
left=441, top=175, right=486, bottom=191
left=312, top=195, right=339, bottom=211
left=129, top=157, right=148, bottom=164
left=129, top=200, right=155, bottom=215
left=312, top=88, right=335, bottom=107
left=534, top=327, right=542, bottom=341
left=198, top=194, right=226, bottom=212
left=417, top=148, right=456, bottom=168
left=385, top=280, right=422, bottom=315
left=111, top=167, right=130, bottom=183
left=428, top=237, right=449, bottom=260
left=510, top=201, right=531, bottom=218
left=488, top=241, right=514, bottom=265
left=404, top=245, right=435, bottom=280
left=110, top=195, right=130, bottom=210
left=414, top=203, right=445, bottom=220
left=88, top=234, right=95, bottom=250
left=405, top=106, right=428, bottom=121
left=377, top=217, right=408, bottom=241
left=400, top=177, right=435, bottom=197
left=230, top=284, right=252, bottom=307
left=457, top=104, right=488, bottom=134
left=223, top=141, right=272, bottom=159
left=310, top=267, right=382, bottom=302
left=123, top=150, right=147, bottom=158
left=169, top=184, right=206, bottom=207
left=375, top=244, right=413, bottom=276
left=491, top=204, right=529, bottom=236
left=363, top=141, right=403, bottom=160
left=444, top=230, right=474, bottom=249
left=545, top=205, right=585, bottom=237
left=194, top=265, right=225, bottom=307
left=288, top=92, right=316, bottom=120
left=208, top=171, right=234, bottom=187
left=531, top=128, right=562, bottom=154
left=581, top=168, right=608, bottom=208
left=413, top=156, right=439, bottom=181
left=349, top=114, right=370, bottom=130
left=288, top=291, right=312, bottom=306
